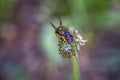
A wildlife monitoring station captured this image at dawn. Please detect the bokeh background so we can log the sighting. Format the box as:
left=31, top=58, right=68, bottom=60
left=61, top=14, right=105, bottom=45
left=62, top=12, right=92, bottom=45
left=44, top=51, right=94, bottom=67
left=0, top=0, right=120, bottom=80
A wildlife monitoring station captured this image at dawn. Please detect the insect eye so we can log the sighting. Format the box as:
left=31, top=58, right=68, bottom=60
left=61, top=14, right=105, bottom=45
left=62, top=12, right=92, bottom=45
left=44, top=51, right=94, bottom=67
left=58, top=27, right=62, bottom=31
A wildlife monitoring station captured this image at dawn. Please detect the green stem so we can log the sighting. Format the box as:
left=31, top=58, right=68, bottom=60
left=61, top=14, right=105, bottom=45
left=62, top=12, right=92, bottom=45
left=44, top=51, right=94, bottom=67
left=71, top=56, right=81, bottom=80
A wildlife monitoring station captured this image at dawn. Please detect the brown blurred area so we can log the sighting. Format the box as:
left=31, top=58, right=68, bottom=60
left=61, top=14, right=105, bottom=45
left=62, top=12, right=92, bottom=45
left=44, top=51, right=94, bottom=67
left=0, top=0, right=55, bottom=80
left=80, top=26, right=120, bottom=80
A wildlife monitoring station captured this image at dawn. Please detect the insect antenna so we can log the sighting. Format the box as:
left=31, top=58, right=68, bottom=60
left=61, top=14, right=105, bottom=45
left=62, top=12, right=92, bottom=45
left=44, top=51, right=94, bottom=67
left=50, top=22, right=57, bottom=30
left=59, top=16, right=62, bottom=26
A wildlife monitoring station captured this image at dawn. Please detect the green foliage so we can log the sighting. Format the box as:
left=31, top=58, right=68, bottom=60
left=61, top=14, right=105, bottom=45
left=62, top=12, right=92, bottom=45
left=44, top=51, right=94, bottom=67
left=0, top=0, right=15, bottom=24
left=86, top=0, right=112, bottom=13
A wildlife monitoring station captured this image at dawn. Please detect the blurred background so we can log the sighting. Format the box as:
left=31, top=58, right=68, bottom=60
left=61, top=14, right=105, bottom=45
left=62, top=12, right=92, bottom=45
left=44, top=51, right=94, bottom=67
left=0, top=0, right=120, bottom=80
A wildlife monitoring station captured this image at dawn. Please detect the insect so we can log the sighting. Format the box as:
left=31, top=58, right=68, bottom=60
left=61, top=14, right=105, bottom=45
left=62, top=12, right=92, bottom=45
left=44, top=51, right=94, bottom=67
left=50, top=17, right=87, bottom=59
